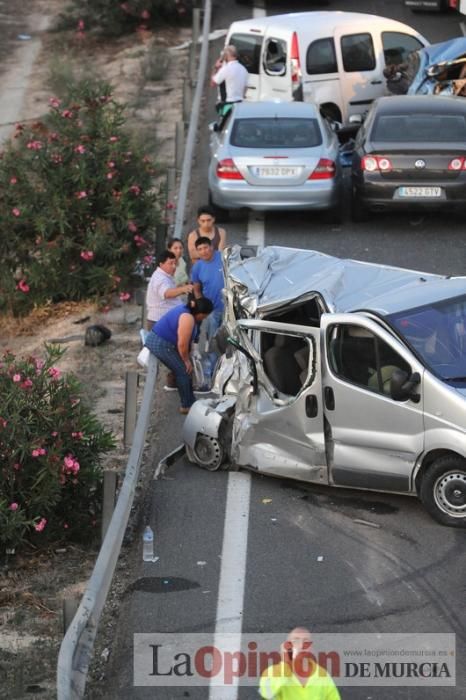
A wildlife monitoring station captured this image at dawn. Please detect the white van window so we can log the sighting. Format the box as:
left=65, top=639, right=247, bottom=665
left=328, top=324, right=410, bottom=396
left=306, top=38, right=338, bottom=75
left=341, top=33, right=376, bottom=73
left=263, top=37, right=287, bottom=76
left=229, top=33, right=263, bottom=75
left=382, top=31, right=424, bottom=66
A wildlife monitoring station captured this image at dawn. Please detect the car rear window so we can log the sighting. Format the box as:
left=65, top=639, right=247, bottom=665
left=371, top=114, right=466, bottom=142
left=230, top=118, right=322, bottom=148
left=229, top=33, right=263, bottom=75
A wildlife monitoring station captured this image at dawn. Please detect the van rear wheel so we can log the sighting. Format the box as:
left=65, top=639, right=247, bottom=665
left=420, top=456, right=466, bottom=527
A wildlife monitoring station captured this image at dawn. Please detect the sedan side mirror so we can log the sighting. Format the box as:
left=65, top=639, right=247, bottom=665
left=390, top=369, right=421, bottom=403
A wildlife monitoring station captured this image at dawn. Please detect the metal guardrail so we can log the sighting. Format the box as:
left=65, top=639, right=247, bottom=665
left=56, top=1, right=213, bottom=696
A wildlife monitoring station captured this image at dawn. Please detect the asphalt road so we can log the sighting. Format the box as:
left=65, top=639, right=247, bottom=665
left=98, top=2, right=466, bottom=699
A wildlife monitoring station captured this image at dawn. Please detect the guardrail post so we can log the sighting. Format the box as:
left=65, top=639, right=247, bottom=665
left=63, top=598, right=80, bottom=635
left=101, top=470, right=118, bottom=542
left=124, top=371, right=139, bottom=447
left=175, top=121, right=185, bottom=171
left=183, top=77, right=192, bottom=125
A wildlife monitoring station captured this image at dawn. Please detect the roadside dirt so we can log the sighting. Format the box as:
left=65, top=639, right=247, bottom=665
left=0, top=3, right=189, bottom=697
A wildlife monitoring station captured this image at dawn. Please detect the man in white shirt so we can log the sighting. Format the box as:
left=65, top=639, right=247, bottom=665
left=145, top=251, right=193, bottom=330
left=211, top=45, right=249, bottom=129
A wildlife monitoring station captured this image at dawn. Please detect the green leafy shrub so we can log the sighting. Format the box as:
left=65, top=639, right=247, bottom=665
left=0, top=344, right=115, bottom=553
left=60, top=0, right=194, bottom=37
left=0, top=78, right=158, bottom=316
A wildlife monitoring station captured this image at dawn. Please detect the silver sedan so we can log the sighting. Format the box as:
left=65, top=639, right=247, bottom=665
left=208, top=101, right=343, bottom=220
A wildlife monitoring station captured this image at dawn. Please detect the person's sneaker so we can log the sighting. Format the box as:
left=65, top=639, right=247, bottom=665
left=179, top=406, right=190, bottom=415
left=194, top=385, right=212, bottom=395
left=163, top=385, right=177, bottom=392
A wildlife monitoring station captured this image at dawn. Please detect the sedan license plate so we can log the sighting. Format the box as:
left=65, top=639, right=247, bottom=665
left=253, top=166, right=299, bottom=178
left=398, top=186, right=441, bottom=198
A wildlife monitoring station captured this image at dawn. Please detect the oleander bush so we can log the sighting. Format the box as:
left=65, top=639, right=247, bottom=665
left=60, top=0, right=194, bottom=37
left=0, top=344, right=115, bottom=553
left=0, top=77, right=158, bottom=316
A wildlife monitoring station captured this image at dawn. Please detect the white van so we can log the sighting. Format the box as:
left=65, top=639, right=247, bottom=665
left=226, top=12, right=429, bottom=124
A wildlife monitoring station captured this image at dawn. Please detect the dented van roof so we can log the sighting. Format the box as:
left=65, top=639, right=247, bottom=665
left=226, top=246, right=466, bottom=316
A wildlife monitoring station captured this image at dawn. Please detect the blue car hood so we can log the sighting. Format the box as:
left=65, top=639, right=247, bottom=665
left=408, top=37, right=466, bottom=94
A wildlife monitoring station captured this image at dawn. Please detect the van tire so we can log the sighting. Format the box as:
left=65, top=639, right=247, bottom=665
left=420, top=456, right=466, bottom=527
left=320, top=104, right=342, bottom=124
left=351, top=190, right=369, bottom=223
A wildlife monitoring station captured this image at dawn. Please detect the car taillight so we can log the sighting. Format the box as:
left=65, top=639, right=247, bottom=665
left=361, top=155, right=393, bottom=172
left=216, top=158, right=244, bottom=180
left=309, top=158, right=336, bottom=180
left=448, top=157, right=466, bottom=171
left=291, top=31, right=301, bottom=84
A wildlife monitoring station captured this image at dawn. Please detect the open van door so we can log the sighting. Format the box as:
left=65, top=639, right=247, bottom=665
left=228, top=26, right=265, bottom=101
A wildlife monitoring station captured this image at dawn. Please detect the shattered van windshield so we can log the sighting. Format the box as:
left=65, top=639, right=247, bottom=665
left=387, top=295, right=466, bottom=384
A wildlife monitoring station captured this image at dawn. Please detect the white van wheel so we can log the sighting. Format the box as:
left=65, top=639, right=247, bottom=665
left=420, top=456, right=466, bottom=527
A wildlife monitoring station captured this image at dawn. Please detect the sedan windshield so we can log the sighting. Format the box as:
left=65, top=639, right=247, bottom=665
left=371, top=114, right=466, bottom=143
left=230, top=118, right=322, bottom=149
left=387, top=295, right=466, bottom=384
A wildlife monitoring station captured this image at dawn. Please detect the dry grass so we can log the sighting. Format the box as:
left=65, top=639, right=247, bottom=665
left=0, top=301, right=95, bottom=338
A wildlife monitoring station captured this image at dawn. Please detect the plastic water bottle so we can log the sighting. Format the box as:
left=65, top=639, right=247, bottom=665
left=143, top=525, right=154, bottom=561
left=201, top=357, right=212, bottom=389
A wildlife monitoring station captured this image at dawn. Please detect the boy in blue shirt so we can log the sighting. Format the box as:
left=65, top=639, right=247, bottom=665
left=191, top=237, right=225, bottom=389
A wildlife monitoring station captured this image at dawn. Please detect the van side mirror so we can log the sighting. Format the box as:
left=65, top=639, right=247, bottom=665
left=390, top=369, right=421, bottom=403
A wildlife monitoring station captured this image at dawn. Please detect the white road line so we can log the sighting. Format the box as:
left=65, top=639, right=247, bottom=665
left=208, top=472, right=251, bottom=699
left=246, top=212, right=265, bottom=247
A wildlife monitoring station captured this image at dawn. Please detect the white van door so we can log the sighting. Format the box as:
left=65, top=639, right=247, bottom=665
left=334, top=26, right=387, bottom=122
left=321, top=314, right=425, bottom=493
left=228, top=29, right=264, bottom=101
left=260, top=35, right=293, bottom=100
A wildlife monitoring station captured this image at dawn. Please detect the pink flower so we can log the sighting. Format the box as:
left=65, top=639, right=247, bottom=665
left=133, top=234, right=147, bottom=247
left=129, top=184, right=141, bottom=196
left=12, top=373, right=22, bottom=383
left=48, top=366, right=61, bottom=380
left=80, top=250, right=94, bottom=261
left=109, top=136, right=119, bottom=143
left=12, top=208, right=21, bottom=217
left=106, top=171, right=115, bottom=180
left=71, top=431, right=83, bottom=439
left=127, top=220, right=138, bottom=233
left=16, top=279, right=30, bottom=293
left=76, top=191, right=87, bottom=199
left=31, top=448, right=40, bottom=457
left=119, top=291, right=131, bottom=302
left=141, top=9, right=150, bottom=19
left=9, top=503, right=19, bottom=511
left=63, top=523, right=69, bottom=529
left=35, top=358, right=45, bottom=370
left=26, top=140, right=43, bottom=150
left=49, top=131, right=59, bottom=142
left=74, top=144, right=86, bottom=154
left=51, top=153, right=63, bottom=164
left=34, top=517, right=47, bottom=532
left=10, top=176, right=17, bottom=185
left=166, top=201, right=175, bottom=209
left=61, top=109, right=73, bottom=119
left=0, top=417, right=7, bottom=428
left=143, top=255, right=154, bottom=265
left=107, top=161, right=115, bottom=168
left=21, top=378, right=33, bottom=389
left=49, top=97, right=61, bottom=108
left=77, top=19, right=85, bottom=31
left=51, top=431, right=58, bottom=437
left=63, top=454, right=80, bottom=474
left=13, top=463, right=21, bottom=471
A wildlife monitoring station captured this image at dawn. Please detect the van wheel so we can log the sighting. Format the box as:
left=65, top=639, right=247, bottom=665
left=420, top=456, right=466, bottom=527
left=189, top=434, right=224, bottom=471
left=351, top=190, right=369, bottom=223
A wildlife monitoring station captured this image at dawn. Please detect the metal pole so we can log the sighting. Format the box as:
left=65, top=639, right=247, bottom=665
left=63, top=598, right=80, bottom=635
left=101, top=470, right=118, bottom=542
left=175, top=121, right=185, bottom=171
left=183, top=77, right=192, bottom=125
left=189, top=8, right=201, bottom=85
left=123, top=371, right=138, bottom=448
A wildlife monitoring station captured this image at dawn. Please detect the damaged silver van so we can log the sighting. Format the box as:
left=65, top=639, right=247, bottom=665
left=183, top=246, right=466, bottom=527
